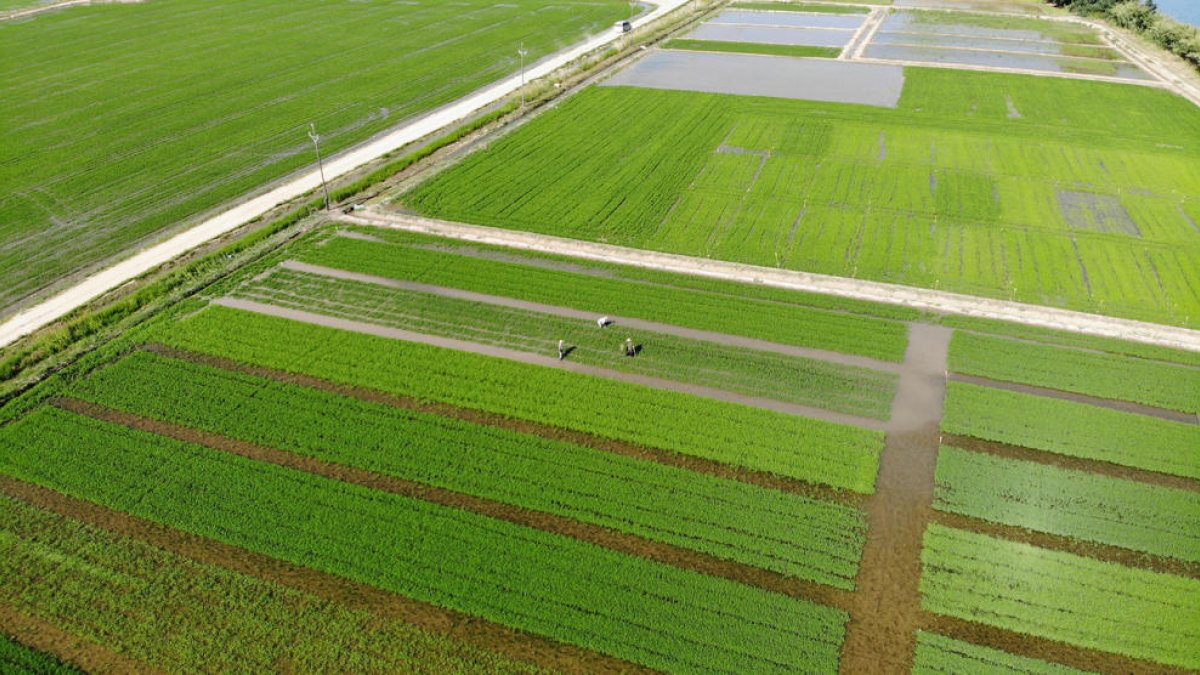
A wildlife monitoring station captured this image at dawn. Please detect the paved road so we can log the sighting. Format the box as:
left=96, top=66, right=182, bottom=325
left=339, top=210, right=1200, bottom=353
left=0, top=0, right=691, bottom=350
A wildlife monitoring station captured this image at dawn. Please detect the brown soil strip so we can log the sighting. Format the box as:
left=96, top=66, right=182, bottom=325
left=211, top=296, right=889, bottom=431
left=57, top=396, right=854, bottom=613
left=143, top=343, right=866, bottom=508
left=279, top=259, right=902, bottom=373
left=0, top=602, right=156, bottom=675
left=840, top=324, right=953, bottom=673
left=943, top=434, right=1200, bottom=494
left=0, top=474, right=646, bottom=675
left=949, top=373, right=1197, bottom=424
left=922, top=614, right=1191, bottom=675
left=930, top=510, right=1200, bottom=580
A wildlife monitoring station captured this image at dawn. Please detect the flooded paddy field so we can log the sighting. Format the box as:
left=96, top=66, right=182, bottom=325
left=710, top=9, right=864, bottom=30
left=681, top=8, right=865, bottom=50
left=865, top=44, right=1155, bottom=80
left=863, top=11, right=1151, bottom=80
left=871, top=31, right=1121, bottom=59
left=603, top=50, right=905, bottom=107
left=687, top=23, right=855, bottom=48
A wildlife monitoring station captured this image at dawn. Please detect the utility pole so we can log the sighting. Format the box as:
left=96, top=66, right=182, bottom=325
left=308, top=122, right=331, bottom=211
left=518, top=42, right=529, bottom=108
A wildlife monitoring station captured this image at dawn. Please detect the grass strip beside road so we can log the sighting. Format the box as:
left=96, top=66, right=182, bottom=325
left=0, top=407, right=849, bottom=673
left=663, top=39, right=842, bottom=58
left=941, top=382, right=1200, bottom=481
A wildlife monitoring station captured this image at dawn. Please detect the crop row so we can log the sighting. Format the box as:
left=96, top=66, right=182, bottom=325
left=156, top=306, right=885, bottom=492
left=0, top=407, right=849, bottom=673
left=73, top=350, right=868, bottom=587
left=297, top=235, right=910, bottom=361
left=0, top=633, right=77, bottom=675
left=948, top=331, right=1200, bottom=414
left=920, top=524, right=1200, bottom=669
left=940, top=314, right=1200, bottom=367
left=235, top=267, right=898, bottom=419
left=911, top=631, right=1086, bottom=675
left=941, top=382, right=1200, bottom=480
left=1, top=0, right=626, bottom=309
left=0, top=493, right=537, bottom=673
left=319, top=226, right=924, bottom=321
left=934, top=446, right=1200, bottom=563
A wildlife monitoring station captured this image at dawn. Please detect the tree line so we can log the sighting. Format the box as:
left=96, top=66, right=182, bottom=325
left=1048, top=0, right=1200, bottom=70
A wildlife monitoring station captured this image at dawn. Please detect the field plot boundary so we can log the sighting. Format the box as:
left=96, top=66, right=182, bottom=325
left=0, top=474, right=648, bottom=674
left=276, top=259, right=902, bottom=372
left=141, top=342, right=864, bottom=505
left=54, top=395, right=855, bottom=609
left=0, top=0, right=691, bottom=350
left=210, top=296, right=887, bottom=431
left=948, top=373, right=1197, bottom=424
left=338, top=211, right=1200, bottom=353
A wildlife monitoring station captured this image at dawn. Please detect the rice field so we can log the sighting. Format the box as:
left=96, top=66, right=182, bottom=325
left=0, top=0, right=626, bottom=313
left=401, top=67, right=1200, bottom=328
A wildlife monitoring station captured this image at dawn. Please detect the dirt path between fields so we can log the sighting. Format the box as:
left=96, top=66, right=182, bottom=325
left=56, top=396, right=853, bottom=612
left=0, top=474, right=646, bottom=675
left=0, top=602, right=155, bottom=675
left=212, top=296, right=889, bottom=431
left=338, top=211, right=1200, bottom=354
left=280, top=259, right=902, bottom=372
left=943, top=434, right=1200, bottom=493
left=924, top=614, right=1189, bottom=675
left=839, top=323, right=951, bottom=673
left=143, top=343, right=863, bottom=507
left=930, top=510, right=1199, bottom=580
left=949, top=373, right=1197, bottom=424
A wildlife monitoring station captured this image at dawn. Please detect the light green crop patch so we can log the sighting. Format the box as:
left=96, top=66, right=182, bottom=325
left=403, top=68, right=1200, bottom=327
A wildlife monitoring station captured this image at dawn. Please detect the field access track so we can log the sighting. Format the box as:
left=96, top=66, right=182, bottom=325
left=339, top=211, right=1200, bottom=354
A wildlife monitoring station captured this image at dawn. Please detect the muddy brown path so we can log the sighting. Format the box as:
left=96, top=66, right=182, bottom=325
left=212, top=296, right=888, bottom=431
left=144, top=343, right=863, bottom=507
left=0, top=602, right=156, bottom=675
left=0, top=474, right=647, bottom=675
left=840, top=323, right=952, bottom=673
left=56, top=396, right=852, bottom=612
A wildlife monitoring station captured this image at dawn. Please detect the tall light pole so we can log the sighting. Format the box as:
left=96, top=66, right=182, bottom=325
left=308, top=122, right=331, bottom=211
left=518, top=42, right=529, bottom=108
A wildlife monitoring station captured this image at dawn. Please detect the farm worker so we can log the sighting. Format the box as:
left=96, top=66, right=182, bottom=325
left=558, top=339, right=566, bottom=361
left=597, top=316, right=610, bottom=328
left=624, top=337, right=635, bottom=357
